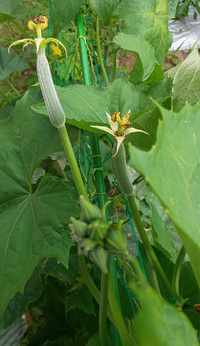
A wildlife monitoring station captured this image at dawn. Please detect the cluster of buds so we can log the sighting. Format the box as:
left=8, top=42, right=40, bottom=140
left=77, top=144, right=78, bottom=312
left=69, top=196, right=128, bottom=273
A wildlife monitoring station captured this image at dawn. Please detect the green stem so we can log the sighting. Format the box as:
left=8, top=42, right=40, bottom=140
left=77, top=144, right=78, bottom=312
left=128, top=194, right=175, bottom=297
left=111, top=52, right=116, bottom=82
left=99, top=255, right=112, bottom=346
left=108, top=274, right=138, bottom=346
left=59, top=125, right=88, bottom=200
left=96, top=16, right=109, bottom=86
left=79, top=254, right=115, bottom=325
left=88, top=0, right=96, bottom=16
left=6, top=79, right=20, bottom=96
left=147, top=253, right=161, bottom=296
left=11, top=19, right=30, bottom=37
left=172, top=245, right=186, bottom=296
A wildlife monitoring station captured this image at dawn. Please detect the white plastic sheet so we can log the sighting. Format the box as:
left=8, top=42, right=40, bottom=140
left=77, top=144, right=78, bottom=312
left=169, top=6, right=200, bottom=51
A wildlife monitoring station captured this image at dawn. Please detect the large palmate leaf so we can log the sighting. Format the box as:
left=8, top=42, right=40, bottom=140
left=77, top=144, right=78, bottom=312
left=113, top=33, right=156, bottom=81
left=166, top=42, right=200, bottom=112
left=129, top=103, right=200, bottom=287
left=0, top=92, right=79, bottom=318
left=33, top=78, right=172, bottom=132
left=0, top=47, right=28, bottom=83
left=113, top=0, right=171, bottom=65
left=130, top=280, right=199, bottom=345
left=50, top=0, right=84, bottom=37
left=0, top=0, right=27, bottom=22
left=91, top=0, right=118, bottom=25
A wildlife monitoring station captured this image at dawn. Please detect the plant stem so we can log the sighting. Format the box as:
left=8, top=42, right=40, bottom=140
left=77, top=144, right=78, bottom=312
left=99, top=255, right=112, bottom=346
left=6, top=79, right=20, bottom=96
left=147, top=253, right=161, bottom=296
left=59, top=125, right=89, bottom=200
left=79, top=254, right=115, bottom=325
left=127, top=194, right=175, bottom=296
left=172, top=245, right=186, bottom=296
left=96, top=16, right=109, bottom=86
left=108, top=273, right=138, bottom=346
left=111, top=52, right=117, bottom=82
left=88, top=0, right=96, bottom=16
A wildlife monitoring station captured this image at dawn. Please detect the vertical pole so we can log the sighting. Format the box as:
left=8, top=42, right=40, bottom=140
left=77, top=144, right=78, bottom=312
left=76, top=10, right=122, bottom=346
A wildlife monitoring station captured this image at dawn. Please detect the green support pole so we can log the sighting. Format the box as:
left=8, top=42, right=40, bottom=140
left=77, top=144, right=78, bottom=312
left=76, top=10, right=122, bottom=346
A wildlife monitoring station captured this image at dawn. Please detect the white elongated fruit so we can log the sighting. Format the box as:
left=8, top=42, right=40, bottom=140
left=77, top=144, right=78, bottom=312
left=36, top=47, right=66, bottom=129
left=112, top=142, right=133, bottom=196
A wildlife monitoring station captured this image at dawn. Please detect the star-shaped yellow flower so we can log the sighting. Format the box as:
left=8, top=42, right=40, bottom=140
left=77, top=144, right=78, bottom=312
left=91, top=110, right=148, bottom=156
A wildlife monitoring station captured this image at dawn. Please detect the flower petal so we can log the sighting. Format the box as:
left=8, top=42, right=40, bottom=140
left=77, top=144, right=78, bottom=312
left=35, top=38, right=45, bottom=53
left=125, top=128, right=149, bottom=136
left=106, top=111, right=118, bottom=132
left=44, top=38, right=67, bottom=57
left=90, top=125, right=114, bottom=136
left=8, top=39, right=35, bottom=53
left=112, top=136, right=126, bottom=157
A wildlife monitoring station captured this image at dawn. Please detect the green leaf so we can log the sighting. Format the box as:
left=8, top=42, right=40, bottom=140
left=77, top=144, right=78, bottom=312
left=0, top=260, right=44, bottom=330
left=0, top=47, right=28, bottom=83
left=50, top=0, right=84, bottom=37
left=91, top=0, right=118, bottom=25
left=127, top=78, right=172, bottom=150
left=0, top=92, right=79, bottom=318
left=180, top=262, right=200, bottom=298
left=113, top=0, right=171, bottom=65
left=0, top=0, right=27, bottom=22
left=65, top=284, right=95, bottom=315
left=113, top=33, right=156, bottom=81
left=33, top=78, right=171, bottom=132
left=42, top=246, right=80, bottom=284
left=168, top=0, right=179, bottom=19
left=86, top=333, right=101, bottom=346
left=130, top=281, right=199, bottom=345
left=151, top=203, right=175, bottom=261
left=129, top=102, right=200, bottom=288
left=165, top=42, right=200, bottom=112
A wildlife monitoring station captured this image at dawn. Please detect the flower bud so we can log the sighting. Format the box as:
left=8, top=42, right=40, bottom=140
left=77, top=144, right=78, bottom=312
left=87, top=220, right=109, bottom=241
left=89, top=246, right=108, bottom=273
left=79, top=195, right=102, bottom=223
left=78, top=238, right=96, bottom=256
left=69, top=218, right=88, bottom=240
left=104, top=230, right=127, bottom=254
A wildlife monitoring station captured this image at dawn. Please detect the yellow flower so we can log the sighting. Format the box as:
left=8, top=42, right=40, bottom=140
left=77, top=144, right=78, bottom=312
left=50, top=43, right=62, bottom=56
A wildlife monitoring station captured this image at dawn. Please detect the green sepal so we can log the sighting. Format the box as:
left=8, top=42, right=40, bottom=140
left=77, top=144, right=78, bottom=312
left=89, top=246, right=108, bottom=274
left=69, top=218, right=88, bottom=240
left=105, top=230, right=127, bottom=254
left=80, top=195, right=102, bottom=223
left=87, top=220, right=110, bottom=241
left=111, top=220, right=124, bottom=231
left=78, top=238, right=96, bottom=256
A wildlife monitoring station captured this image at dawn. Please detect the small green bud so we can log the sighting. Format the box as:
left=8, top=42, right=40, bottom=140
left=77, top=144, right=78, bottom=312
left=69, top=218, right=88, bottom=240
left=104, top=230, right=127, bottom=254
left=78, top=238, right=96, bottom=256
left=89, top=246, right=108, bottom=273
left=111, top=219, right=124, bottom=231
left=87, top=220, right=109, bottom=241
left=79, top=195, right=102, bottom=223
